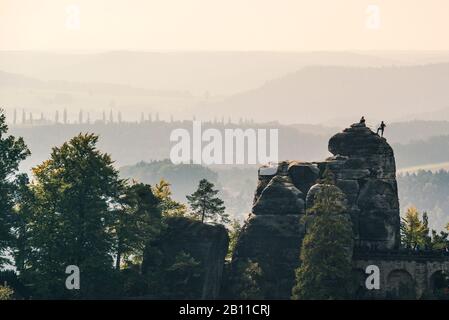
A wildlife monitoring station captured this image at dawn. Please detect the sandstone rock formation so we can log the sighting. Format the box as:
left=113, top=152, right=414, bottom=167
left=142, top=217, right=229, bottom=299
left=231, top=162, right=310, bottom=299
left=231, top=122, right=401, bottom=299
left=325, top=123, right=400, bottom=250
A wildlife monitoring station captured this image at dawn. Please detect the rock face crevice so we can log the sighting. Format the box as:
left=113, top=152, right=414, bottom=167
left=231, top=161, right=311, bottom=299
left=231, top=122, right=401, bottom=299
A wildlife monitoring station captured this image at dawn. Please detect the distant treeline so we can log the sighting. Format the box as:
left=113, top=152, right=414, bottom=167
left=398, top=170, right=449, bottom=230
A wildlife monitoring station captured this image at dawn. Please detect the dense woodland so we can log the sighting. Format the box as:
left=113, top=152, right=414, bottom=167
left=2, top=108, right=449, bottom=300
left=0, top=109, right=238, bottom=299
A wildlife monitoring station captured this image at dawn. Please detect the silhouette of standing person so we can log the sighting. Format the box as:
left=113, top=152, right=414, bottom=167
left=377, top=121, right=386, bottom=137
left=360, top=116, right=366, bottom=125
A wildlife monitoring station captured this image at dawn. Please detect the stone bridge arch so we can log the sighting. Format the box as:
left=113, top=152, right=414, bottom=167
left=427, top=261, right=449, bottom=298
left=353, top=256, right=449, bottom=299
left=386, top=269, right=415, bottom=299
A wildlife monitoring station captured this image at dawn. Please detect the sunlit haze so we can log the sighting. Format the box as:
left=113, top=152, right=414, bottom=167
left=1, top=0, right=449, bottom=51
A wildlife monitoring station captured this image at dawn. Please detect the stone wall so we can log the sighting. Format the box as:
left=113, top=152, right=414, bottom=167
left=353, top=251, right=449, bottom=299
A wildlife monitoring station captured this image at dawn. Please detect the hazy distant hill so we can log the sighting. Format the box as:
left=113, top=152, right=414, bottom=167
left=120, top=160, right=218, bottom=201
left=0, top=51, right=398, bottom=96
left=0, top=70, right=190, bottom=97
left=202, top=64, right=449, bottom=125
left=0, top=69, right=199, bottom=122
left=387, top=120, right=449, bottom=144
left=393, top=135, right=449, bottom=168
left=120, top=160, right=257, bottom=220
left=4, top=52, right=449, bottom=126
left=9, top=119, right=449, bottom=173
left=10, top=121, right=331, bottom=173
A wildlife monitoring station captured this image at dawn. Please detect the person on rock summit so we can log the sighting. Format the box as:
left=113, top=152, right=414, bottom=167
left=377, top=121, right=386, bottom=137
left=359, top=116, right=366, bottom=125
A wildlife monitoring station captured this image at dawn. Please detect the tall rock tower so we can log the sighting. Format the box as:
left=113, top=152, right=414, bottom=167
left=325, top=122, right=400, bottom=250
left=229, top=121, right=401, bottom=299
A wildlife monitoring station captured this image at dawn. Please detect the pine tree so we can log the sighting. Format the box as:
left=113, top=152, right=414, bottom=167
left=186, top=179, right=228, bottom=224
left=292, top=179, right=353, bottom=300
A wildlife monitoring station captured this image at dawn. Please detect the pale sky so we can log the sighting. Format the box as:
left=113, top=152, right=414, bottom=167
left=1, top=0, right=448, bottom=51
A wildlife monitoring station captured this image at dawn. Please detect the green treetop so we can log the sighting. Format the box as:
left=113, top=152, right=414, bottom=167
left=186, top=178, right=228, bottom=224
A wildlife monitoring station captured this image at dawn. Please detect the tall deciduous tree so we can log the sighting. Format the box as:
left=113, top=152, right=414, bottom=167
left=186, top=179, right=228, bottom=224
left=152, top=179, right=187, bottom=217
left=24, top=133, right=122, bottom=298
left=401, top=207, right=429, bottom=250
left=0, top=109, right=30, bottom=267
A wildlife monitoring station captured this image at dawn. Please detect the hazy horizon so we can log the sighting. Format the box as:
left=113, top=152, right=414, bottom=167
left=2, top=0, right=449, bottom=51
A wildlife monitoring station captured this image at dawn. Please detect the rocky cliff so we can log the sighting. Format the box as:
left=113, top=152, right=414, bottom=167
left=230, top=122, right=400, bottom=299
left=325, top=122, right=400, bottom=250
left=230, top=161, right=311, bottom=299
left=142, top=217, right=229, bottom=299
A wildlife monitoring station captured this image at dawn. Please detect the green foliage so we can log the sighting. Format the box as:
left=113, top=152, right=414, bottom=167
left=398, top=170, right=449, bottom=231
left=400, top=206, right=449, bottom=251
left=21, top=133, right=123, bottom=298
left=227, top=219, right=242, bottom=260
left=122, top=160, right=258, bottom=220
left=429, top=226, right=449, bottom=251
left=120, top=160, right=218, bottom=201
left=0, top=109, right=30, bottom=267
left=164, top=251, right=202, bottom=299
left=10, top=174, right=35, bottom=273
left=0, top=284, right=14, bottom=300
left=401, top=207, right=431, bottom=249
left=114, top=182, right=163, bottom=269
left=120, top=265, right=149, bottom=297
left=228, top=259, right=263, bottom=300
left=292, top=183, right=353, bottom=300
left=152, top=179, right=188, bottom=218
left=187, top=179, right=228, bottom=224
left=143, top=249, right=203, bottom=299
